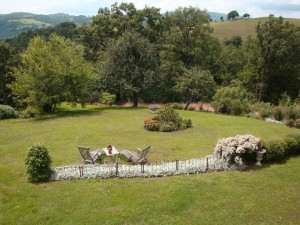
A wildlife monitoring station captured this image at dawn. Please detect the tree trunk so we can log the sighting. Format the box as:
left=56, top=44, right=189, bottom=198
left=256, top=82, right=264, bottom=102
left=184, top=102, right=191, bottom=110
left=133, top=92, right=138, bottom=107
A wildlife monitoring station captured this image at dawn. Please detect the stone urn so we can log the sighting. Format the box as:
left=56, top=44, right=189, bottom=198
left=255, top=149, right=266, bottom=166
left=149, top=106, right=159, bottom=114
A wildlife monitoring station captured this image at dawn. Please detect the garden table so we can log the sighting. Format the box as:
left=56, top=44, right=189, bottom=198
left=101, top=146, right=119, bottom=163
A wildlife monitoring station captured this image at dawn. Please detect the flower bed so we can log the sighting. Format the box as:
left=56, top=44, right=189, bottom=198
left=51, top=156, right=235, bottom=181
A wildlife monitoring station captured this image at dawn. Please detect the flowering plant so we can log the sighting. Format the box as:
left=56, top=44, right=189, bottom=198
left=144, top=118, right=160, bottom=131
left=214, top=134, right=260, bottom=166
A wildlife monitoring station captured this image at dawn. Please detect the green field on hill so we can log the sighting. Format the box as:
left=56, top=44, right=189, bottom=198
left=211, top=18, right=300, bottom=41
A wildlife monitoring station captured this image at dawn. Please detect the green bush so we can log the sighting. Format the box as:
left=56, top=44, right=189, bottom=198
left=282, top=137, right=298, bottom=155
left=288, top=133, right=300, bottom=154
left=264, top=139, right=286, bottom=162
left=0, top=105, right=18, bottom=119
left=144, top=105, right=192, bottom=132
left=251, top=102, right=273, bottom=119
left=25, top=144, right=52, bottom=183
left=273, top=107, right=284, bottom=121
left=167, top=103, right=184, bottom=110
left=100, top=92, right=116, bottom=106
left=212, top=86, right=254, bottom=115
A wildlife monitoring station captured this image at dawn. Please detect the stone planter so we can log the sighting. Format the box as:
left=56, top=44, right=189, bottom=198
left=255, top=149, right=266, bottom=166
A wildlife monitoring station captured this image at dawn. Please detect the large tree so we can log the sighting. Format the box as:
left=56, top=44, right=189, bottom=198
left=0, top=42, right=18, bottom=106
left=227, top=11, right=239, bottom=20
left=78, top=2, right=163, bottom=62
left=97, top=31, right=159, bottom=107
left=254, top=15, right=300, bottom=102
left=10, top=34, right=94, bottom=113
left=174, top=67, right=216, bottom=110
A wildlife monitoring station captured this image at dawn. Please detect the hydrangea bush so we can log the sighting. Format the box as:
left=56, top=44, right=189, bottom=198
left=214, top=134, right=261, bottom=166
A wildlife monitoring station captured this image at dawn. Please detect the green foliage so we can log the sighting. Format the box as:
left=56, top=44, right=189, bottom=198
left=100, top=92, right=116, bottom=106
left=97, top=31, right=159, bottom=107
left=10, top=34, right=94, bottom=113
left=0, top=42, right=17, bottom=106
left=212, top=86, right=254, bottom=115
left=251, top=102, right=273, bottom=119
left=282, top=137, right=298, bottom=155
left=174, top=68, right=216, bottom=109
left=224, top=35, right=243, bottom=47
left=0, top=104, right=18, bottom=119
left=273, top=107, right=284, bottom=121
left=227, top=11, right=239, bottom=20
left=25, top=144, right=52, bottom=183
left=264, top=139, right=286, bottom=162
left=167, top=103, right=184, bottom=110
left=144, top=105, right=192, bottom=132
left=288, top=133, right=300, bottom=154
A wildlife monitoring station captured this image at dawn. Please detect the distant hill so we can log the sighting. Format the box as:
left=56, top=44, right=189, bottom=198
left=0, top=12, right=92, bottom=39
left=208, top=12, right=227, bottom=21
left=211, top=17, right=300, bottom=41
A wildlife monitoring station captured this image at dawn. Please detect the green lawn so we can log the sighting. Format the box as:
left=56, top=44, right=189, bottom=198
left=1, top=104, right=300, bottom=224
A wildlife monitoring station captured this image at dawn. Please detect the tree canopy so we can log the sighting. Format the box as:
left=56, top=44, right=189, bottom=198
left=10, top=34, right=94, bottom=113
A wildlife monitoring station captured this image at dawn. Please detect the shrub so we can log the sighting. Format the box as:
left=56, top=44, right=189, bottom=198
left=100, top=92, right=116, bottom=106
left=144, top=105, right=192, bottom=132
left=264, top=140, right=286, bottom=162
left=167, top=103, right=184, bottom=110
left=288, top=133, right=300, bottom=154
left=214, top=134, right=260, bottom=166
left=212, top=86, right=254, bottom=115
left=251, top=102, right=273, bottom=119
left=25, top=144, right=52, bottom=183
left=273, top=107, right=284, bottom=121
left=144, top=118, right=160, bottom=131
left=0, top=105, right=18, bottom=119
left=282, top=137, right=298, bottom=155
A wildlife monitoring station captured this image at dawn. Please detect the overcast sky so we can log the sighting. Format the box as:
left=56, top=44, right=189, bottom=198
left=1, top=0, right=300, bottom=18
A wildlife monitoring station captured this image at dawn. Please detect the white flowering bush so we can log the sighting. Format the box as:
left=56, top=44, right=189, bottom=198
left=51, top=156, right=235, bottom=181
left=214, top=134, right=260, bottom=166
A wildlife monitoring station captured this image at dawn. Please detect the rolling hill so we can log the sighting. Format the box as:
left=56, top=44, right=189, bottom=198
left=211, top=17, right=300, bottom=41
left=0, top=12, right=92, bottom=39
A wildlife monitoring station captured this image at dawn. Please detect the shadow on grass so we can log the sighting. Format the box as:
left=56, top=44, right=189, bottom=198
left=32, top=105, right=147, bottom=121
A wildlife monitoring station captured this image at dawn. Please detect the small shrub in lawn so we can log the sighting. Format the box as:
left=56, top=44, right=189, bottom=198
left=0, top=105, right=18, bottom=119
left=264, top=139, right=286, bottom=162
left=251, top=102, right=273, bottom=119
left=188, top=106, right=195, bottom=111
left=144, top=105, right=192, bottom=132
left=25, top=144, right=52, bottom=183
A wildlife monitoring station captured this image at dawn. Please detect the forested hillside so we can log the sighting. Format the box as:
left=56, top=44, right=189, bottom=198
left=0, top=12, right=91, bottom=39
left=1, top=3, right=300, bottom=116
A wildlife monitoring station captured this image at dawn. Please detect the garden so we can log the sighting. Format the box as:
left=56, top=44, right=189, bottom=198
left=1, top=104, right=300, bottom=224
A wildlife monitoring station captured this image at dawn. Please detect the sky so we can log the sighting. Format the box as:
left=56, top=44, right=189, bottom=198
left=1, top=0, right=300, bottom=19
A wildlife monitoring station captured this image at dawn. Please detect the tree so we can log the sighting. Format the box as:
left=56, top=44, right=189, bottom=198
left=243, top=13, right=250, bottom=19
left=10, top=34, right=94, bottom=113
left=215, top=44, right=245, bottom=85
left=174, top=67, right=216, bottom=110
left=0, top=42, right=18, bottom=106
left=255, top=15, right=300, bottom=102
left=78, top=2, right=163, bottom=62
left=227, top=11, right=239, bottom=20
left=97, top=31, right=159, bottom=107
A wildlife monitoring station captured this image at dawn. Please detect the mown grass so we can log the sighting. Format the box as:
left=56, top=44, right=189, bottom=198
left=1, top=104, right=300, bottom=224
left=211, top=17, right=300, bottom=41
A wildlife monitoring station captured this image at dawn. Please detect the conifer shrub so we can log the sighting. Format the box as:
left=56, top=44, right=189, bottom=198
left=25, top=144, right=52, bottom=183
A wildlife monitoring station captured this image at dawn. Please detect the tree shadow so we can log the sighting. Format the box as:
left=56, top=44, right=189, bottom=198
left=32, top=105, right=146, bottom=121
